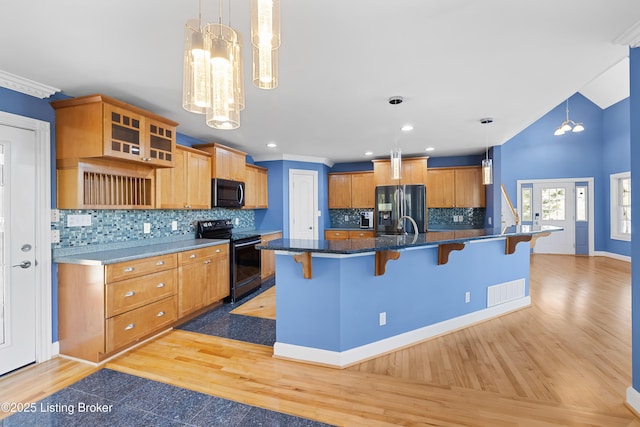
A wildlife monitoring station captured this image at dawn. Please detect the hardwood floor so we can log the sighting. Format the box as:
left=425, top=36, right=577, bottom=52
left=229, top=286, right=276, bottom=320
left=1, top=255, right=637, bottom=426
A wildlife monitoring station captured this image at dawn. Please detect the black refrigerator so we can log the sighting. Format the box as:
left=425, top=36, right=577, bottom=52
left=375, top=185, right=427, bottom=235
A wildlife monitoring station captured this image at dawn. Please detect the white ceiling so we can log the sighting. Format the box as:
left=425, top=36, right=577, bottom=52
left=1, top=1, right=640, bottom=165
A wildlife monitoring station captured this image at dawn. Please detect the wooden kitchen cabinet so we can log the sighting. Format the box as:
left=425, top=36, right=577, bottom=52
left=328, top=173, right=352, bottom=208
left=372, top=157, right=428, bottom=186
left=245, top=164, right=269, bottom=209
left=156, top=145, right=211, bottom=209
left=328, top=171, right=375, bottom=209
left=177, top=245, right=230, bottom=317
left=325, top=230, right=350, bottom=240
left=52, top=94, right=177, bottom=168
left=426, top=166, right=485, bottom=208
left=58, top=253, right=178, bottom=363
left=348, top=230, right=375, bottom=239
left=56, top=157, right=155, bottom=209
left=261, top=232, right=282, bottom=280
left=192, top=142, right=247, bottom=181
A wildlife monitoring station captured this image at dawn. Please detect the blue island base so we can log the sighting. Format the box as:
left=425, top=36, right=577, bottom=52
left=273, top=238, right=531, bottom=367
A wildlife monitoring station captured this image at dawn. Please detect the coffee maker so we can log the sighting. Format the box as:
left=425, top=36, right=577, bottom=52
left=360, top=211, right=374, bottom=229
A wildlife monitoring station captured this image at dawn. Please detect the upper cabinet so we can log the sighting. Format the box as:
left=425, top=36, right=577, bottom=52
left=372, top=157, right=428, bottom=187
left=245, top=164, right=269, bottom=209
left=426, top=166, right=485, bottom=208
left=328, top=171, right=375, bottom=209
left=156, top=145, right=212, bottom=209
left=192, top=142, right=246, bottom=181
left=52, top=94, right=177, bottom=168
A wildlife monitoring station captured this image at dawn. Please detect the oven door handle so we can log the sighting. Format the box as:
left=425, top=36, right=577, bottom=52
left=234, top=239, right=261, bottom=248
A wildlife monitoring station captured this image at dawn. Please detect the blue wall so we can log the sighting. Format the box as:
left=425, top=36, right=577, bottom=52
left=629, top=46, right=640, bottom=393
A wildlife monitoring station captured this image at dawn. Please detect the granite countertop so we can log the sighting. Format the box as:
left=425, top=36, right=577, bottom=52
left=53, top=238, right=229, bottom=266
left=257, top=225, right=563, bottom=255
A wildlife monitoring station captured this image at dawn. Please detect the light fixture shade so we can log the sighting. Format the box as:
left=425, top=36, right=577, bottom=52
left=561, top=122, right=572, bottom=132
left=232, top=32, right=246, bottom=111
left=482, top=158, right=493, bottom=185
left=390, top=147, right=402, bottom=180
left=205, top=23, right=240, bottom=130
left=182, top=19, right=211, bottom=114
left=252, top=45, right=278, bottom=89
left=572, top=123, right=584, bottom=132
left=554, top=127, right=565, bottom=136
left=251, top=0, right=280, bottom=89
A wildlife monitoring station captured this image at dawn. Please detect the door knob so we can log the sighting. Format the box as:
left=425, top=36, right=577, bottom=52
left=12, top=260, right=31, bottom=269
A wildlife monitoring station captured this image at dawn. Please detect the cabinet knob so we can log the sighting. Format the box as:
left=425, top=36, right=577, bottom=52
left=124, top=323, right=135, bottom=330
left=156, top=283, right=165, bottom=288
left=124, top=267, right=135, bottom=273
left=156, top=261, right=165, bottom=266
left=215, top=249, right=221, bottom=253
left=156, top=311, right=165, bottom=317
left=124, top=291, right=135, bottom=297
left=204, top=260, right=211, bottom=265
left=189, top=254, right=196, bottom=259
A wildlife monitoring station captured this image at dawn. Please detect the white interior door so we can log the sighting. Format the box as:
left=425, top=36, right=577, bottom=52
left=532, top=181, right=575, bottom=254
left=0, top=125, right=37, bottom=375
left=289, top=169, right=318, bottom=239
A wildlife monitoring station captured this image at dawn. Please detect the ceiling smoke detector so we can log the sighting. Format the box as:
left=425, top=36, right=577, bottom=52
left=388, top=96, right=404, bottom=105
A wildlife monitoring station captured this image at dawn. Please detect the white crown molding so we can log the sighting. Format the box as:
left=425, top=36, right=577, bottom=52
left=252, top=152, right=334, bottom=167
left=614, top=19, right=640, bottom=47
left=0, top=70, right=60, bottom=99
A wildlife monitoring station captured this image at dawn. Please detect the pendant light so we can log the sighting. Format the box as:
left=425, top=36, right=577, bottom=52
left=251, top=0, right=280, bottom=89
left=480, top=118, right=493, bottom=186
left=554, top=99, right=584, bottom=136
left=389, top=96, right=404, bottom=180
left=182, top=0, right=210, bottom=114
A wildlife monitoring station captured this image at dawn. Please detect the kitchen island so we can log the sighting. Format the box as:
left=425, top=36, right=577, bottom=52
left=258, top=225, right=561, bottom=367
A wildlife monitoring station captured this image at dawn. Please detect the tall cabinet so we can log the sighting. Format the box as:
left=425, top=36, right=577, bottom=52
left=426, top=166, right=485, bottom=207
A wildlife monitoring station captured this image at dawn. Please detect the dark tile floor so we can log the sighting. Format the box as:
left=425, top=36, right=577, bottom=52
left=3, top=280, right=331, bottom=426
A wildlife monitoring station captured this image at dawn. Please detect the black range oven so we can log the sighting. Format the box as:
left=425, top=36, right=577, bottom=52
left=196, top=219, right=261, bottom=303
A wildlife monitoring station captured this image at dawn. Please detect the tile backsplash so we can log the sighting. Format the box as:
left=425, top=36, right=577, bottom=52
left=52, top=208, right=255, bottom=249
left=329, top=208, right=485, bottom=228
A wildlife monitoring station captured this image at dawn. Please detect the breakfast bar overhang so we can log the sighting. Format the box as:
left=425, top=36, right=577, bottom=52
left=258, top=226, right=561, bottom=368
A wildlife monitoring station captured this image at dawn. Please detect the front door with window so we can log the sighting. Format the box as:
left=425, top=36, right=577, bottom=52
left=531, top=182, right=575, bottom=254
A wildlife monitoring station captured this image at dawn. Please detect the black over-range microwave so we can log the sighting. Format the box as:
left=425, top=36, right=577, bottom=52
left=212, top=178, right=245, bottom=208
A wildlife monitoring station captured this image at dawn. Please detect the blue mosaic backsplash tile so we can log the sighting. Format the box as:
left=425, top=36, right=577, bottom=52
left=52, top=208, right=255, bottom=249
left=428, top=208, right=485, bottom=227
left=329, top=209, right=374, bottom=228
left=330, top=208, right=485, bottom=228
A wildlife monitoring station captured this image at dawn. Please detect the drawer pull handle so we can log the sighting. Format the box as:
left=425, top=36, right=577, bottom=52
left=189, top=254, right=196, bottom=259
left=215, top=249, right=221, bottom=253
left=156, top=311, right=165, bottom=317
left=156, top=282, right=165, bottom=288
left=156, top=261, right=165, bottom=266
left=124, top=323, right=135, bottom=331
left=124, top=267, right=135, bottom=273
left=124, top=291, right=135, bottom=297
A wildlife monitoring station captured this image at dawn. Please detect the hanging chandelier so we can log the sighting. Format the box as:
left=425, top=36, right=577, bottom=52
left=182, top=0, right=279, bottom=130
left=553, top=99, right=584, bottom=136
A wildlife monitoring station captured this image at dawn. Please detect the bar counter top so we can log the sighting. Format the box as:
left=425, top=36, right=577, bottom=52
left=257, top=225, right=562, bottom=255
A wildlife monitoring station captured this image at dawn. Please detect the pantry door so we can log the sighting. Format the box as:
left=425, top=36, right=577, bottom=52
left=0, top=124, right=38, bottom=375
left=531, top=181, right=575, bottom=254
left=289, top=169, right=318, bottom=240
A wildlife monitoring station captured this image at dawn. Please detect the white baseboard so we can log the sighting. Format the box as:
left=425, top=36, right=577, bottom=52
left=274, top=296, right=531, bottom=368
left=627, top=387, right=640, bottom=415
left=594, top=251, right=631, bottom=262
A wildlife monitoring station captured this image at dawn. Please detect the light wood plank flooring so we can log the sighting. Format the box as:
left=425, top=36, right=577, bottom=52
left=230, top=286, right=276, bottom=320
left=1, top=255, right=637, bottom=426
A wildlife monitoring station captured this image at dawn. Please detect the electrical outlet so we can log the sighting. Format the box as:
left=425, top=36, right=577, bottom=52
left=51, top=209, right=60, bottom=223
left=51, top=229, right=60, bottom=243
left=143, top=223, right=151, bottom=234
left=453, top=215, right=458, bottom=223
left=67, top=214, right=92, bottom=227
left=344, top=215, right=349, bottom=221
left=379, top=312, right=387, bottom=326
left=465, top=291, right=471, bottom=303
left=171, top=220, right=178, bottom=231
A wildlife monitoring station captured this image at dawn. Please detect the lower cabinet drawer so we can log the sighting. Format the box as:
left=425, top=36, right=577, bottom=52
left=325, top=230, right=349, bottom=240
left=349, top=230, right=375, bottom=239
left=106, top=269, right=177, bottom=317
left=106, top=296, right=177, bottom=353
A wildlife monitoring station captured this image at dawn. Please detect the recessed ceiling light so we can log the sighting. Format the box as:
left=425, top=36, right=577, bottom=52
left=425, top=147, right=435, bottom=152
left=364, top=151, right=374, bottom=156
left=266, top=142, right=277, bottom=148
left=401, top=124, right=414, bottom=132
